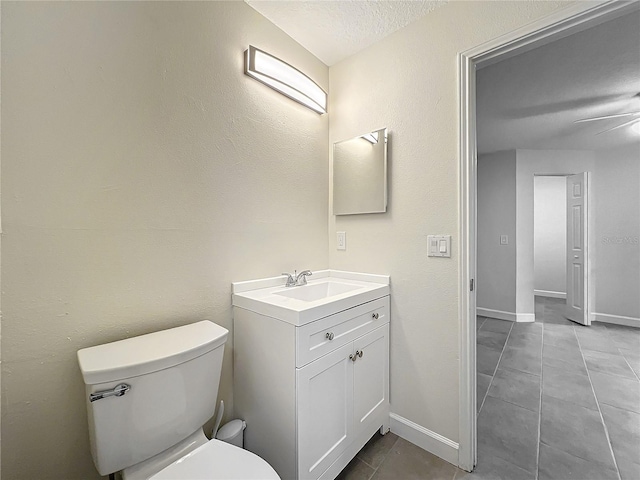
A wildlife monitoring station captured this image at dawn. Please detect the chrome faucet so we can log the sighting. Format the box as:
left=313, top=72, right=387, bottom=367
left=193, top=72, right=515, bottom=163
left=281, top=270, right=313, bottom=287
left=295, top=270, right=312, bottom=286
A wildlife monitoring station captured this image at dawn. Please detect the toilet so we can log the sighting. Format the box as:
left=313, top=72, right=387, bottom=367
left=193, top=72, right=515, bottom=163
left=77, top=320, right=279, bottom=480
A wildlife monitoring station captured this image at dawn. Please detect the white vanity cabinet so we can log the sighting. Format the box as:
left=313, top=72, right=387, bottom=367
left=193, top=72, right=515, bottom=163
left=232, top=272, right=390, bottom=480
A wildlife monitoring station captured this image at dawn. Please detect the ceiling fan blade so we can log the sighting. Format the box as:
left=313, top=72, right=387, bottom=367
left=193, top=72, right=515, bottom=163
left=575, top=111, right=640, bottom=123
left=595, top=117, right=640, bottom=135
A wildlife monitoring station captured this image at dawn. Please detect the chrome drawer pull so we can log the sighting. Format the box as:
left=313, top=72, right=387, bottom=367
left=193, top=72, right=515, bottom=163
left=372, top=313, right=379, bottom=320
left=325, top=332, right=335, bottom=341
left=90, top=383, right=131, bottom=402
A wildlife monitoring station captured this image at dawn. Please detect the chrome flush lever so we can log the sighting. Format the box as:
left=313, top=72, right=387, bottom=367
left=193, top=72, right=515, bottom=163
left=90, top=383, right=131, bottom=402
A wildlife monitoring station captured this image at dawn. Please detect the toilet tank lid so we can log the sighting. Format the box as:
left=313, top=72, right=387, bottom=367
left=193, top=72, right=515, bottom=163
left=77, top=321, right=228, bottom=385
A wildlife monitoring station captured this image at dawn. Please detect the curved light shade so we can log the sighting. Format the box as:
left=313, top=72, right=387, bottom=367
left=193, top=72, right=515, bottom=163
left=244, top=45, right=327, bottom=114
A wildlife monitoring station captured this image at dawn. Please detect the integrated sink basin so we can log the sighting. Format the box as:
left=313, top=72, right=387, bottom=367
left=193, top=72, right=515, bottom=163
left=273, top=281, right=362, bottom=302
left=232, top=270, right=390, bottom=325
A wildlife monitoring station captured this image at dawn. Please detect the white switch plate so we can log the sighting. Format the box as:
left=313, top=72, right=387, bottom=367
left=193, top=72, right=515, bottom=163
left=427, top=235, right=451, bottom=257
left=337, top=231, right=346, bottom=250
left=500, top=235, right=508, bottom=245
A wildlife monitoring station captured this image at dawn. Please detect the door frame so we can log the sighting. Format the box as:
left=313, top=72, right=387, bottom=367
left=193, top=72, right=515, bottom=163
left=457, top=0, right=638, bottom=471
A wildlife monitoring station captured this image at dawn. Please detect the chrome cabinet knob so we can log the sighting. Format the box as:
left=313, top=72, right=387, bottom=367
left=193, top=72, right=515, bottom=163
left=372, top=313, right=379, bottom=320
left=325, top=332, right=335, bottom=341
left=349, top=350, right=363, bottom=362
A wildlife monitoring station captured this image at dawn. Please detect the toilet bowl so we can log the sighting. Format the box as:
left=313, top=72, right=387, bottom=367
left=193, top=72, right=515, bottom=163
left=77, top=321, right=280, bottom=479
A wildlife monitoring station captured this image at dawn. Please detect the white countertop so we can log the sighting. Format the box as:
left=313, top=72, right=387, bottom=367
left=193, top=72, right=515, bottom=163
left=232, top=270, right=390, bottom=325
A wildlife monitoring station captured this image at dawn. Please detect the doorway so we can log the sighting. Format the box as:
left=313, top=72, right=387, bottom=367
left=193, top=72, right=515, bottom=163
left=458, top=0, right=639, bottom=472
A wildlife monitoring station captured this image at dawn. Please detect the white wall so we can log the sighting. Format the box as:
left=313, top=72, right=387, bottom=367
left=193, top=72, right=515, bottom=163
left=479, top=148, right=639, bottom=322
left=477, top=151, right=517, bottom=314
left=1, top=2, right=328, bottom=479
left=534, top=176, right=567, bottom=296
left=328, top=0, right=571, bottom=444
left=594, top=143, right=640, bottom=320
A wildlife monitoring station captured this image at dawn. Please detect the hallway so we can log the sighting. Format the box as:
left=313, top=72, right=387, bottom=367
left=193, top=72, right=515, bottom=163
left=476, top=297, right=640, bottom=480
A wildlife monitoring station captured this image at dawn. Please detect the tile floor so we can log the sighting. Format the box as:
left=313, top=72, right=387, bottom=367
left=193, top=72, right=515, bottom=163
left=337, top=297, right=640, bottom=480
left=476, top=297, right=640, bottom=480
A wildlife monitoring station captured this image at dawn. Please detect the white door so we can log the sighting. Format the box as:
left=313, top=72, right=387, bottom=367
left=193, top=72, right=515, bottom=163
left=566, top=172, right=590, bottom=326
left=297, top=343, right=353, bottom=480
left=353, top=324, right=389, bottom=432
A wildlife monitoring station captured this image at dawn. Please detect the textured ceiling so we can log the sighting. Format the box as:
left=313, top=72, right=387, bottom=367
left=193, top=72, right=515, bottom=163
left=477, top=10, right=640, bottom=154
left=245, top=0, right=446, bottom=66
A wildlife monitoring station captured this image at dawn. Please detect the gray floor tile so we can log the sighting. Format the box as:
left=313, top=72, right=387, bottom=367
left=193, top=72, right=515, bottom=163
left=477, top=330, right=509, bottom=351
left=481, top=318, right=513, bottom=334
left=590, top=371, right=640, bottom=413
left=477, top=396, right=539, bottom=473
left=543, top=329, right=580, bottom=350
left=537, top=442, right=619, bottom=480
left=542, top=312, right=574, bottom=326
left=455, top=453, right=534, bottom=480
left=600, top=404, right=640, bottom=470
left=337, top=457, right=375, bottom=480
left=511, top=321, right=543, bottom=336
left=543, top=326, right=578, bottom=348
left=356, top=432, right=399, bottom=469
left=499, top=345, right=542, bottom=376
left=542, top=344, right=588, bottom=376
left=604, top=324, right=640, bottom=351
left=477, top=373, right=492, bottom=413
left=540, top=395, right=616, bottom=470
left=507, top=332, right=542, bottom=349
left=371, top=438, right=458, bottom=480
left=617, top=458, right=640, bottom=480
left=575, top=329, right=620, bottom=354
left=478, top=344, right=502, bottom=376
left=487, top=367, right=540, bottom=412
left=620, top=348, right=640, bottom=379
left=542, top=365, right=599, bottom=411
left=476, top=317, right=486, bottom=331
left=583, top=350, right=637, bottom=379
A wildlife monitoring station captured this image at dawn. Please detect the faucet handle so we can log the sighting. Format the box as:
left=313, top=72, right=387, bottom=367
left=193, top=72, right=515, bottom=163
left=295, top=270, right=313, bottom=286
left=281, top=272, right=296, bottom=287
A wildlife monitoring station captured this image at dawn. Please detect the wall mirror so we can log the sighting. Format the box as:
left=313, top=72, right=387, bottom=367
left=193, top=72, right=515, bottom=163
left=333, top=127, right=388, bottom=215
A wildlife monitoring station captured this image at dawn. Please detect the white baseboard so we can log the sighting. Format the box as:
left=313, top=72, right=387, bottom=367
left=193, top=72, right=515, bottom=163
left=516, top=313, right=535, bottom=323
left=389, top=412, right=459, bottom=466
left=477, top=308, right=535, bottom=323
left=593, top=312, right=640, bottom=328
left=477, top=307, right=516, bottom=322
left=534, top=290, right=566, bottom=299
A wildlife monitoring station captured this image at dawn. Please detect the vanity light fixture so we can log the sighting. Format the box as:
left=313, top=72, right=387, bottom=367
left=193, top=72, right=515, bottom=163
left=360, top=132, right=379, bottom=144
left=244, top=45, right=327, bottom=114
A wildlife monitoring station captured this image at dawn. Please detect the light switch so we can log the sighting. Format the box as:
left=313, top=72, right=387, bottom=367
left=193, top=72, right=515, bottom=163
left=337, top=231, right=346, bottom=250
left=427, top=235, right=451, bottom=258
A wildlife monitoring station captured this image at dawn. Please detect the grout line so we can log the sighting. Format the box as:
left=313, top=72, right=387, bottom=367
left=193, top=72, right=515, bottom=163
left=364, top=434, right=401, bottom=479
left=574, top=323, right=623, bottom=480
left=478, top=320, right=514, bottom=414
left=610, top=333, right=640, bottom=383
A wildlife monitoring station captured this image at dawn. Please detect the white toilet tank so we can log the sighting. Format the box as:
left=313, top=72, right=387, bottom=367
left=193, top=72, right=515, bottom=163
left=77, top=321, right=228, bottom=476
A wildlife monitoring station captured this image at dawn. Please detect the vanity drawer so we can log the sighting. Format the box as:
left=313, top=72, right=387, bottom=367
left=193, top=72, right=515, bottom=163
left=296, top=296, right=389, bottom=367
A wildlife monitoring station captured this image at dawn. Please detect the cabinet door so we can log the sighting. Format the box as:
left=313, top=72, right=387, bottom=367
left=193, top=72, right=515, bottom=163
left=353, top=324, right=389, bottom=432
left=297, top=343, right=354, bottom=480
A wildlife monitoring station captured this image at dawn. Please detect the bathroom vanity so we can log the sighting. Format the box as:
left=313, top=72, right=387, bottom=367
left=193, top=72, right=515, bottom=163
left=232, top=270, right=390, bottom=480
